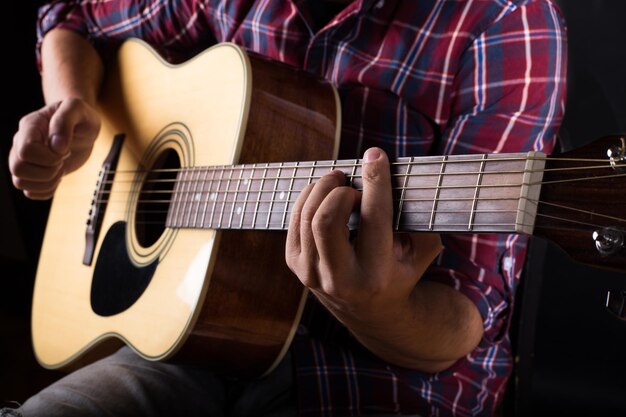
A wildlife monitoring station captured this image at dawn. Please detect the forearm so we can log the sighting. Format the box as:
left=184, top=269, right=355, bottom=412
left=41, top=29, right=103, bottom=105
left=322, top=280, right=484, bottom=373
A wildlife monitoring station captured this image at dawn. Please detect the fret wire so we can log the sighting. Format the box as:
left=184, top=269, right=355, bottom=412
left=251, top=164, right=268, bottom=229
left=179, top=168, right=193, bottom=227
left=208, top=168, right=225, bottom=228
left=183, top=167, right=194, bottom=227
left=468, top=155, right=488, bottom=231
left=200, top=167, right=216, bottom=228
left=188, top=167, right=201, bottom=227
left=177, top=169, right=188, bottom=225
left=282, top=162, right=298, bottom=230
left=180, top=167, right=192, bottom=227
left=349, top=159, right=358, bottom=188
left=429, top=156, right=447, bottom=231
left=395, top=157, right=412, bottom=231
left=308, top=162, right=317, bottom=187
left=166, top=170, right=179, bottom=226
left=228, top=166, right=245, bottom=229
left=266, top=163, right=283, bottom=229
left=193, top=168, right=209, bottom=227
left=240, top=165, right=254, bottom=229
left=218, top=166, right=234, bottom=229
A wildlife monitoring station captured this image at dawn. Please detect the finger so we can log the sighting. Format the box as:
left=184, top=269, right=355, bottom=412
left=286, top=183, right=315, bottom=258
left=299, top=170, right=346, bottom=259
left=286, top=183, right=320, bottom=287
left=23, top=190, right=56, bottom=201
left=356, top=148, right=394, bottom=258
left=313, top=186, right=360, bottom=278
left=12, top=110, right=64, bottom=168
left=12, top=172, right=63, bottom=194
left=8, top=155, right=63, bottom=181
left=285, top=171, right=345, bottom=288
left=48, top=98, right=97, bottom=155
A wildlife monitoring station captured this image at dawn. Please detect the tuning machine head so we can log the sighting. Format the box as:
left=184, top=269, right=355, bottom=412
left=593, top=228, right=625, bottom=256
left=607, top=137, right=626, bottom=172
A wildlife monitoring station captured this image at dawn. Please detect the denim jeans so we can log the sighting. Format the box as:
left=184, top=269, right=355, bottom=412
left=1, top=346, right=296, bottom=417
left=1, top=346, right=423, bottom=417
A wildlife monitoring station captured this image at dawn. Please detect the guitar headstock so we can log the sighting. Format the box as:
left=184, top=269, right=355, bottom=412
left=534, top=135, right=626, bottom=274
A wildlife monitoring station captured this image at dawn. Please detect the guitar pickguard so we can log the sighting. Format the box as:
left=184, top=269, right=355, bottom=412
left=91, top=221, right=157, bottom=316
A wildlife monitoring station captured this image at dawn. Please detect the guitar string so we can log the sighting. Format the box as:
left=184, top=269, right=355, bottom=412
left=106, top=155, right=617, bottom=176
left=102, top=161, right=619, bottom=185
left=102, top=193, right=626, bottom=230
left=96, top=165, right=626, bottom=193
left=92, top=170, right=626, bottom=205
left=125, top=199, right=625, bottom=224
left=127, top=209, right=614, bottom=233
left=81, top=157, right=626, bottom=227
left=88, top=171, right=626, bottom=226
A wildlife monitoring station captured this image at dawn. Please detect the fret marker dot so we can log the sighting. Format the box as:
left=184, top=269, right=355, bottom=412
left=279, top=191, right=285, bottom=200
left=236, top=207, right=242, bottom=216
left=210, top=192, right=217, bottom=201
left=244, top=178, right=250, bottom=186
left=194, top=193, right=201, bottom=202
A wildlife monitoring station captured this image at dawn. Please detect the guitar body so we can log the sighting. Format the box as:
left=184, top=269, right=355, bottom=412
left=32, top=40, right=340, bottom=376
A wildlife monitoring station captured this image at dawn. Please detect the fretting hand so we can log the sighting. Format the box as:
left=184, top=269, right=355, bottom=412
left=286, top=147, right=442, bottom=328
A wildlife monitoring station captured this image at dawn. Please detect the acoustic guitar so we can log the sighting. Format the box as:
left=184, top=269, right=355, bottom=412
left=32, top=39, right=626, bottom=377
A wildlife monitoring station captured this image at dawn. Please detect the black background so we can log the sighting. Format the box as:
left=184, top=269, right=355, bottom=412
left=1, top=1, right=625, bottom=415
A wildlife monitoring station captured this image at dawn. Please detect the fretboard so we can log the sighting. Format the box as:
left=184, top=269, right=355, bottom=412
left=165, top=152, right=546, bottom=234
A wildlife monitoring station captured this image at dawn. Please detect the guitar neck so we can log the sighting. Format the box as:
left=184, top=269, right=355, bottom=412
left=165, top=151, right=546, bottom=234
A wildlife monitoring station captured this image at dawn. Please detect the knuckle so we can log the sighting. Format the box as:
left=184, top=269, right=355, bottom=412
left=319, top=280, right=345, bottom=299
left=18, top=112, right=40, bottom=128
left=15, top=141, right=38, bottom=163
left=362, top=163, right=382, bottom=183
left=299, top=269, right=319, bottom=289
left=311, top=211, right=335, bottom=236
left=11, top=176, right=25, bottom=190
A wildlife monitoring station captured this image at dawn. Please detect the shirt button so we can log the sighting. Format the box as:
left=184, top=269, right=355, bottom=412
left=375, top=0, right=385, bottom=9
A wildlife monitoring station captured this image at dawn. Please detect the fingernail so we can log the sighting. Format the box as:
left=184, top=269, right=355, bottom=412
left=363, top=148, right=381, bottom=162
left=49, top=134, right=67, bottom=154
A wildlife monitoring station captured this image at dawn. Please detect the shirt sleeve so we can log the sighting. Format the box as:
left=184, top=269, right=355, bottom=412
left=35, top=0, right=220, bottom=70
left=424, top=0, right=567, bottom=345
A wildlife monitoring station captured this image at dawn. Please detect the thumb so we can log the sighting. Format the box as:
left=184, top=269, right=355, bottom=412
left=47, top=99, right=85, bottom=156
left=49, top=133, right=69, bottom=155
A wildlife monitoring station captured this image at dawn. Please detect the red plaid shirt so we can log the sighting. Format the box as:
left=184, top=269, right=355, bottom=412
left=37, top=0, right=567, bottom=415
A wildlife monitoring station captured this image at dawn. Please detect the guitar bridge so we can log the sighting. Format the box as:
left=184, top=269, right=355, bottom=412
left=83, top=134, right=125, bottom=265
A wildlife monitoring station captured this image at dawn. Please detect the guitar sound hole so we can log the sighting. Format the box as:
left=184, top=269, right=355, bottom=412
left=135, top=149, right=180, bottom=248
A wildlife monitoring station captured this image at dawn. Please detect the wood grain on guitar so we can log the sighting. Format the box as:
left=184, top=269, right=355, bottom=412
left=31, top=39, right=626, bottom=377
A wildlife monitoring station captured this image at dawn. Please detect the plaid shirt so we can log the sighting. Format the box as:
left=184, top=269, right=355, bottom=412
left=37, top=0, right=567, bottom=415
